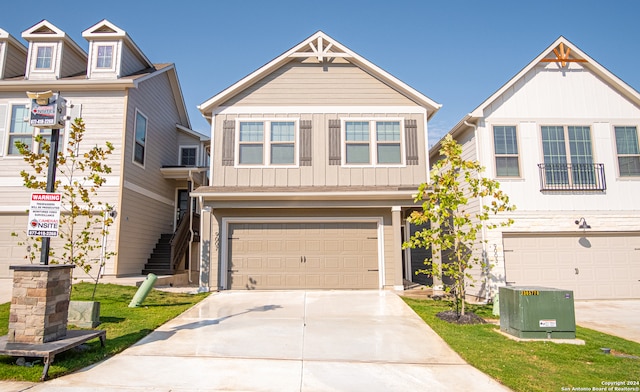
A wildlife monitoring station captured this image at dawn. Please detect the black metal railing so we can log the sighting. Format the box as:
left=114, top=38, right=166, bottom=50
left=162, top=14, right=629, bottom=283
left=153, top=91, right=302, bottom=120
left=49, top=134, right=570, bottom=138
left=538, top=163, right=606, bottom=191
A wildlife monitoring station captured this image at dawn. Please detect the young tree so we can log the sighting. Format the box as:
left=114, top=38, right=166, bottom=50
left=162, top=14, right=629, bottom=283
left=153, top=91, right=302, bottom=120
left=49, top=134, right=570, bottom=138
left=404, top=134, right=515, bottom=317
left=12, top=118, right=115, bottom=298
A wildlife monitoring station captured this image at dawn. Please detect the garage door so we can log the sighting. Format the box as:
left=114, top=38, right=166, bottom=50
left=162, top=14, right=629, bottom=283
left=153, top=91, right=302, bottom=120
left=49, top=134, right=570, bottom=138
left=228, top=222, right=379, bottom=289
left=503, top=234, right=640, bottom=299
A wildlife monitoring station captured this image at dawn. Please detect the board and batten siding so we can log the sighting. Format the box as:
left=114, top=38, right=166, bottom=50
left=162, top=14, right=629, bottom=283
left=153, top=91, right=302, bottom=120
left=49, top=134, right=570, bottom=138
left=212, top=112, right=427, bottom=188
left=223, top=60, right=418, bottom=106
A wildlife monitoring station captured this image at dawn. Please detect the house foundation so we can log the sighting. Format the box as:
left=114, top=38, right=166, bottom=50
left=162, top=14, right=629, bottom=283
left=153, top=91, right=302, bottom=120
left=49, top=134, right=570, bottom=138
left=8, top=265, right=74, bottom=344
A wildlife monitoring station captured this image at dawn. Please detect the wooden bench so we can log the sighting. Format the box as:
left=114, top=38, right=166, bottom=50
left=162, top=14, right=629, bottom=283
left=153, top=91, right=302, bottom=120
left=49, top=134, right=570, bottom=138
left=0, top=330, right=106, bottom=381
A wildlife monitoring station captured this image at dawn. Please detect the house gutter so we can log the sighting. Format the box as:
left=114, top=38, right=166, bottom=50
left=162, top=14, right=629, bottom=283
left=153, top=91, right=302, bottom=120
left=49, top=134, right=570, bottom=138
left=464, top=120, right=489, bottom=303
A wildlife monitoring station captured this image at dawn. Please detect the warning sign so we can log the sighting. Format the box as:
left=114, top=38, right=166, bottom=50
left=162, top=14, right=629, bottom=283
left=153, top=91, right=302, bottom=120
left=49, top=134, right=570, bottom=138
left=27, top=193, right=61, bottom=237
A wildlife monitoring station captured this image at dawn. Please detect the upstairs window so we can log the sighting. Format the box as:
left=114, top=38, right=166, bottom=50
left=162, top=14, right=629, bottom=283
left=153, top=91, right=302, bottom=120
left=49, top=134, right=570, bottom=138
left=541, top=125, right=594, bottom=186
left=96, top=45, right=113, bottom=69
left=344, top=120, right=402, bottom=165
left=134, top=111, right=147, bottom=165
left=35, top=46, right=53, bottom=69
left=180, top=147, right=197, bottom=166
left=614, top=126, right=640, bottom=177
left=8, top=105, right=34, bottom=155
left=237, top=120, right=296, bottom=166
left=493, top=126, right=520, bottom=177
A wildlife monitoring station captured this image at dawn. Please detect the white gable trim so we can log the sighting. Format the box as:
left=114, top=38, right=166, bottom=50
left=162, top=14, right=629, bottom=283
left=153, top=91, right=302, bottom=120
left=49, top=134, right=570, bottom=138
left=198, top=31, right=441, bottom=117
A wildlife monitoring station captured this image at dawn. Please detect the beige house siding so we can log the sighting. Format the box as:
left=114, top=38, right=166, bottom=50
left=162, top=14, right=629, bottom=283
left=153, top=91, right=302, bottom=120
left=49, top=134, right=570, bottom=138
left=114, top=186, right=175, bottom=275
left=121, top=42, right=148, bottom=76
left=59, top=43, right=86, bottom=79
left=224, top=60, right=418, bottom=107
left=3, top=42, right=27, bottom=78
left=212, top=112, right=427, bottom=188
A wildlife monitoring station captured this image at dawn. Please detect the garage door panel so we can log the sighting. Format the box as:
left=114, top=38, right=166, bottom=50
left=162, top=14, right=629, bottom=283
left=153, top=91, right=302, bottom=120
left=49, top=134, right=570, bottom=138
left=229, top=222, right=379, bottom=290
left=504, top=234, right=640, bottom=299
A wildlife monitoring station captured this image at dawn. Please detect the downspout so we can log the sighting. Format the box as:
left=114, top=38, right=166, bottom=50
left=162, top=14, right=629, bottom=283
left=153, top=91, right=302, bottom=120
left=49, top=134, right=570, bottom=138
left=464, top=120, right=489, bottom=303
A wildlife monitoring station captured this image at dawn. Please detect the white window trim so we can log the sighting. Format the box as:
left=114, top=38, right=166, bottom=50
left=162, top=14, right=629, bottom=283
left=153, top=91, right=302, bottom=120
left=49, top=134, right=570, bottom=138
left=179, top=145, right=199, bottom=166
left=234, top=118, right=300, bottom=168
left=92, top=42, right=118, bottom=73
left=31, top=43, right=56, bottom=73
left=492, top=124, right=522, bottom=179
left=341, top=118, right=406, bottom=167
left=133, top=109, right=148, bottom=168
left=5, top=101, right=35, bottom=157
left=612, top=125, right=640, bottom=179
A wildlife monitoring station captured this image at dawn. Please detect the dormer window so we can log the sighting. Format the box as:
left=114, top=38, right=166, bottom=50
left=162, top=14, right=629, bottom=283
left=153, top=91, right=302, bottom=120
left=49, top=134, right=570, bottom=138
left=96, top=45, right=113, bottom=68
left=35, top=45, right=53, bottom=69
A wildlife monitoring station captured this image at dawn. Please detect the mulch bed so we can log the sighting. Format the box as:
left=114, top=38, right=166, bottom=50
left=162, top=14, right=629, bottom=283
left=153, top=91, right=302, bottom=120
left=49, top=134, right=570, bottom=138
left=436, top=310, right=487, bottom=325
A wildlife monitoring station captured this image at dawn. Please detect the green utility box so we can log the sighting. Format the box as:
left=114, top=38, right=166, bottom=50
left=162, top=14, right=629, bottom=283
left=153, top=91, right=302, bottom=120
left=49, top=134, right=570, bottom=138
left=499, top=286, right=576, bottom=339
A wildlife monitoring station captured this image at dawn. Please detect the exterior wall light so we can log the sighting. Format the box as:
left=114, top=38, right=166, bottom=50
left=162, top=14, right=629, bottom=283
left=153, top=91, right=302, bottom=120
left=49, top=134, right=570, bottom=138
left=575, top=217, right=591, bottom=229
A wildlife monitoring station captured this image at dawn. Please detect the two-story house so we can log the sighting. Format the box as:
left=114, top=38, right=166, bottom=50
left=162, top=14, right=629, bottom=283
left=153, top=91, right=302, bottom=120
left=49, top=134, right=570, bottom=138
left=194, top=31, right=440, bottom=291
left=0, top=20, right=208, bottom=282
left=430, top=36, right=640, bottom=301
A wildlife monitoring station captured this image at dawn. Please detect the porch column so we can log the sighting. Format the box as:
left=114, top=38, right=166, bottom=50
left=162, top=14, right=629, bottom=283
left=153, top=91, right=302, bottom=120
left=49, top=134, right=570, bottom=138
left=391, top=206, right=404, bottom=290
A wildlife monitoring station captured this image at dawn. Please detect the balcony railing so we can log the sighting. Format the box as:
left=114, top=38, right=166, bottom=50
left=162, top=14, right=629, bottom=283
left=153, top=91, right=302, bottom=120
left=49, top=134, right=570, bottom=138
left=538, top=163, right=606, bottom=191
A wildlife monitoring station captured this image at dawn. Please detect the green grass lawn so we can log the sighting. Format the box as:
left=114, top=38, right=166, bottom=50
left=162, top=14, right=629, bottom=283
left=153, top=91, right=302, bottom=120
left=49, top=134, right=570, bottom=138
left=403, top=297, right=640, bottom=392
left=0, top=283, right=209, bottom=382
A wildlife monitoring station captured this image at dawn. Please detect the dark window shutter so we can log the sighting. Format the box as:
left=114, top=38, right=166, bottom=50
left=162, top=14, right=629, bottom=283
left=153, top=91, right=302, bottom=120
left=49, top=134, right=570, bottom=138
left=222, top=120, right=235, bottom=166
left=405, top=119, right=419, bottom=165
left=328, top=119, right=341, bottom=165
left=300, top=120, right=312, bottom=166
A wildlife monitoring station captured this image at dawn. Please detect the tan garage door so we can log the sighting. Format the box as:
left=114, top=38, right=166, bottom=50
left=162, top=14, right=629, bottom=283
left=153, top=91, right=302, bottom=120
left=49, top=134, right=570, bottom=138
left=503, top=233, right=640, bottom=299
left=228, top=222, right=379, bottom=289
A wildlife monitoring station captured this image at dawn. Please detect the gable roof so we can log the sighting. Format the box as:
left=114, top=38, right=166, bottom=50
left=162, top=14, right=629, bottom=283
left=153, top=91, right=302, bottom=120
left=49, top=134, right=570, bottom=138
left=82, top=19, right=153, bottom=69
left=198, top=31, right=441, bottom=119
left=0, top=27, right=26, bottom=51
left=434, top=36, right=640, bottom=155
left=21, top=20, right=86, bottom=58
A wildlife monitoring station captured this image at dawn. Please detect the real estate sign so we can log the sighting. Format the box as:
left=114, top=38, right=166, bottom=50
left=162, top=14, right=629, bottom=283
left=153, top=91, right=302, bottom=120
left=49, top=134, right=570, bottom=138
left=27, top=193, right=61, bottom=237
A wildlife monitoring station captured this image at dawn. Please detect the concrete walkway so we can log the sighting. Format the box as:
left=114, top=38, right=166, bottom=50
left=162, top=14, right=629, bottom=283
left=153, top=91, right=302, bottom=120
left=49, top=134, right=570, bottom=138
left=24, top=291, right=508, bottom=392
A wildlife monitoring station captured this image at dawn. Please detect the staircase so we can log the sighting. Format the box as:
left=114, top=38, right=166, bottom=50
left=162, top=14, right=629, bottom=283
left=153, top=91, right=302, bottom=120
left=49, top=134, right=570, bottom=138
left=142, top=234, right=173, bottom=275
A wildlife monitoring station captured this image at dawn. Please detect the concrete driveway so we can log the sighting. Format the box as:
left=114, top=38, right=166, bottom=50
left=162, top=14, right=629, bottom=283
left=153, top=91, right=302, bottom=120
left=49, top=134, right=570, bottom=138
left=25, top=290, right=509, bottom=392
left=574, top=300, right=640, bottom=343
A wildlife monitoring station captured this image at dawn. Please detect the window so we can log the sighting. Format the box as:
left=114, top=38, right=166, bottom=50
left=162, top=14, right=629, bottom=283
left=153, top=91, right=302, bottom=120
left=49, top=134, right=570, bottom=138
left=180, top=147, right=197, bottom=166
left=96, top=45, right=113, bottom=69
left=35, top=46, right=53, bottom=69
left=614, top=126, right=640, bottom=177
left=541, top=125, right=594, bottom=185
left=134, top=111, right=147, bottom=165
left=237, top=120, right=296, bottom=166
left=493, top=126, right=520, bottom=177
left=344, top=120, right=402, bottom=165
left=8, top=105, right=34, bottom=155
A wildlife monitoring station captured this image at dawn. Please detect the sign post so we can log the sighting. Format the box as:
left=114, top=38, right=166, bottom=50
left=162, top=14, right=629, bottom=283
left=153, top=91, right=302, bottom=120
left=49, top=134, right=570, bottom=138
left=26, top=91, right=67, bottom=265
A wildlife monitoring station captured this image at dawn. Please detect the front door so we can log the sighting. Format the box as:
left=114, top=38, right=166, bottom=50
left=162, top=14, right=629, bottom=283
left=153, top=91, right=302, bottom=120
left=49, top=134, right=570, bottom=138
left=176, top=189, right=189, bottom=224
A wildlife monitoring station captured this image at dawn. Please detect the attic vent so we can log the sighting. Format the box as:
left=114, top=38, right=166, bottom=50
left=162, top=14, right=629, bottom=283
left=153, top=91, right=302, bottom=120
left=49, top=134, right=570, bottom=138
left=94, top=26, right=117, bottom=34
left=32, top=26, right=56, bottom=34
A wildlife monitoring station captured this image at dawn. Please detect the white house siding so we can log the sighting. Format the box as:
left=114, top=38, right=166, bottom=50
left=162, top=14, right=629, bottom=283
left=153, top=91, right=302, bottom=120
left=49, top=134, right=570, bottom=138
left=458, top=58, right=640, bottom=300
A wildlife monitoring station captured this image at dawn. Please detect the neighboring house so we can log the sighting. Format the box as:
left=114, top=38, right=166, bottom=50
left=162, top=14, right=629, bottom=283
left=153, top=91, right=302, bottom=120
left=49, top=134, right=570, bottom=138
left=0, top=20, right=209, bottom=281
left=194, top=31, right=441, bottom=291
left=430, top=36, right=640, bottom=300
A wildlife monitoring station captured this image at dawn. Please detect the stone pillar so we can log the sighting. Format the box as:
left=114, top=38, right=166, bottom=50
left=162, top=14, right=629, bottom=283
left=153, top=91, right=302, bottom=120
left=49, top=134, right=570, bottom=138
left=8, top=265, right=74, bottom=344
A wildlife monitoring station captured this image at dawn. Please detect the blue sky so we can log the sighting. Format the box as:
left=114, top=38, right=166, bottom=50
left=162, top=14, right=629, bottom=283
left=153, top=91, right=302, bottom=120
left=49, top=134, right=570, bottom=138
left=2, top=0, right=639, bottom=143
